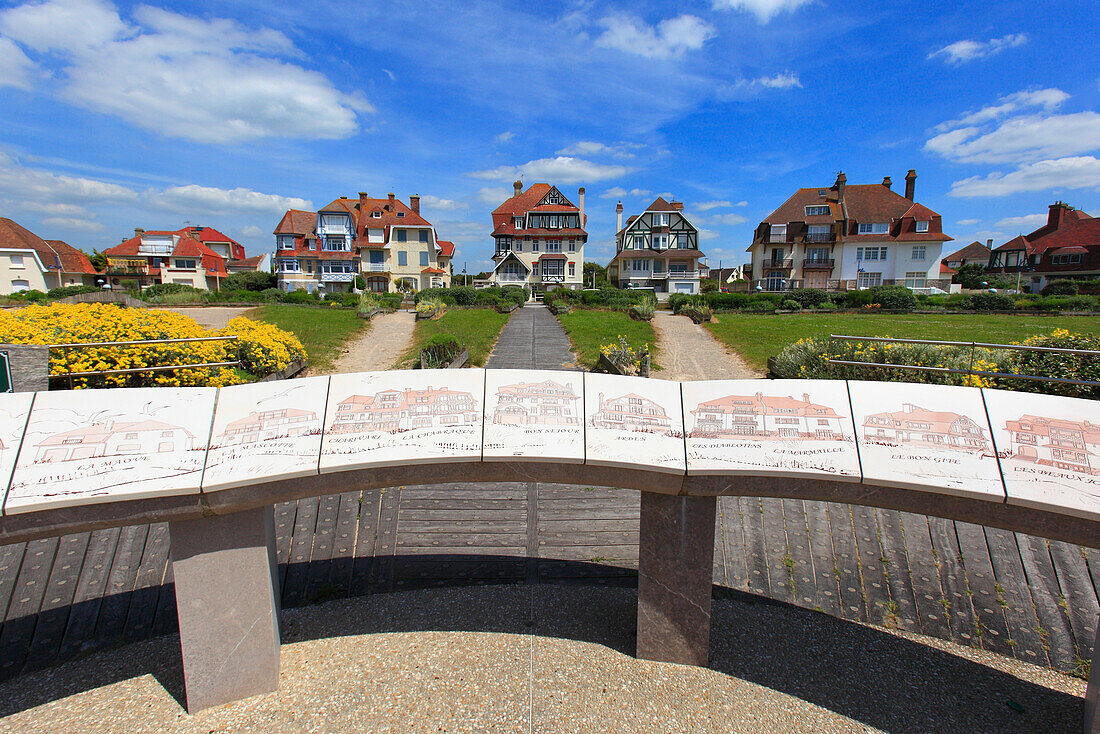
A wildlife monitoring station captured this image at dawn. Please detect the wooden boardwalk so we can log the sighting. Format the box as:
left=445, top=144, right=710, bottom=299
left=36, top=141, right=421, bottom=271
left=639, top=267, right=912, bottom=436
left=0, top=305, right=1097, bottom=682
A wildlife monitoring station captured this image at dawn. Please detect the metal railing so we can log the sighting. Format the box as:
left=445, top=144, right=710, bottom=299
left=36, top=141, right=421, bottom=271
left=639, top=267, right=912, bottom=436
left=826, top=335, right=1100, bottom=388
left=804, top=233, right=835, bottom=243
left=49, top=336, right=240, bottom=389
left=802, top=258, right=835, bottom=269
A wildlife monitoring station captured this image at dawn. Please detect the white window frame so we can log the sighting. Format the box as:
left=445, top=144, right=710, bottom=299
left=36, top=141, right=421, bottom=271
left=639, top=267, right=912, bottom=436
left=546, top=239, right=562, bottom=253
left=805, top=205, right=830, bottom=216
left=653, top=213, right=670, bottom=227
left=857, top=271, right=882, bottom=288
left=568, top=262, right=575, bottom=277
left=858, top=222, right=890, bottom=235
left=277, top=235, right=295, bottom=250
left=770, top=224, right=787, bottom=243
left=9, top=254, right=23, bottom=269
left=915, top=220, right=929, bottom=233
left=911, top=246, right=926, bottom=260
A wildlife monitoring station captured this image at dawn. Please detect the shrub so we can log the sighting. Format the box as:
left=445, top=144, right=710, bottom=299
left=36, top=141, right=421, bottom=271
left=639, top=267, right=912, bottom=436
left=870, top=285, right=917, bottom=311
left=420, top=333, right=462, bottom=368
left=339, top=292, right=360, bottom=308
left=785, top=288, right=830, bottom=309
left=260, top=288, right=284, bottom=302
left=599, top=335, right=649, bottom=375
left=1006, top=329, right=1100, bottom=399
left=46, top=284, right=101, bottom=299
left=1041, top=280, right=1078, bottom=296
left=837, top=289, right=873, bottom=308
left=416, top=296, right=447, bottom=319
left=9, top=289, right=49, bottom=303
left=704, top=291, right=750, bottom=310
left=223, top=271, right=277, bottom=292
left=779, top=299, right=800, bottom=311
left=680, top=296, right=713, bottom=323
left=284, top=289, right=320, bottom=304
left=219, top=316, right=306, bottom=377
left=448, top=286, right=478, bottom=306
left=354, top=275, right=366, bottom=290
left=744, top=300, right=776, bottom=313
left=143, top=282, right=200, bottom=298
left=963, top=292, right=1015, bottom=311
left=628, top=300, right=655, bottom=321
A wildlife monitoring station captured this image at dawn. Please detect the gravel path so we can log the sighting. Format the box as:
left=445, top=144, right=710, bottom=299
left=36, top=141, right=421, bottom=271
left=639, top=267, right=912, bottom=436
left=329, top=310, right=416, bottom=374
left=152, top=306, right=253, bottom=330
left=652, top=310, right=759, bottom=381
left=0, top=585, right=1083, bottom=733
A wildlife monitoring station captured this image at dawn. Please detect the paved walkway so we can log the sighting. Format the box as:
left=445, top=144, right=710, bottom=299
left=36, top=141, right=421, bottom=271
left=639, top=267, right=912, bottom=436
left=487, top=304, right=577, bottom=370
left=329, top=310, right=416, bottom=374
left=152, top=306, right=253, bottom=330
left=652, top=310, right=759, bottom=381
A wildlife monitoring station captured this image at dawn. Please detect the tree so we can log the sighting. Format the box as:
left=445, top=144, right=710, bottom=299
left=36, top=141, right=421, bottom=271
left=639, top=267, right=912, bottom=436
left=952, top=263, right=986, bottom=290
left=583, top=261, right=609, bottom=288
left=88, top=249, right=107, bottom=271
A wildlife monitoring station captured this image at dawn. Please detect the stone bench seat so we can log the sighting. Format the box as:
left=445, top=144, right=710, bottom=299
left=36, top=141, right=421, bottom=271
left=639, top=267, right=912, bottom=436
left=0, top=370, right=1096, bottom=729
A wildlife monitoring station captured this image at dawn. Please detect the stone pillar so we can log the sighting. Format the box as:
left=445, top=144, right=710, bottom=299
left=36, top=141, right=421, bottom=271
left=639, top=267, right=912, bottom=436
left=1086, top=616, right=1099, bottom=733
left=636, top=493, right=716, bottom=666
left=170, top=507, right=280, bottom=713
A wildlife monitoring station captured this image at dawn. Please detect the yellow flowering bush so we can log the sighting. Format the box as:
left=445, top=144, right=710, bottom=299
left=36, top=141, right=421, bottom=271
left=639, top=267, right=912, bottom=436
left=217, top=316, right=305, bottom=377
left=0, top=304, right=300, bottom=389
left=599, top=334, right=650, bottom=374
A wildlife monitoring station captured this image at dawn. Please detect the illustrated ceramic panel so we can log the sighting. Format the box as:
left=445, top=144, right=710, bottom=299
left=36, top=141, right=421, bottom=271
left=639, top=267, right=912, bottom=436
left=320, top=369, right=485, bottom=472
left=849, top=380, right=1002, bottom=500
left=983, top=388, right=1100, bottom=521
left=6, top=387, right=216, bottom=514
left=584, top=372, right=685, bottom=475
left=483, top=369, right=584, bottom=463
left=0, top=392, right=35, bottom=512
left=683, top=379, right=860, bottom=481
left=202, top=377, right=330, bottom=491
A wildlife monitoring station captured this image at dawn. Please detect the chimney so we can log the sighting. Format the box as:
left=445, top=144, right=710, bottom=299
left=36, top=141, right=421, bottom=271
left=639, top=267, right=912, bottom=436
left=578, top=187, right=585, bottom=229
left=903, top=403, right=914, bottom=413
left=410, top=194, right=420, bottom=215
left=513, top=180, right=523, bottom=197
left=616, top=201, right=623, bottom=232
left=134, top=227, right=144, bottom=237
left=834, top=172, right=847, bottom=205
left=359, top=191, right=369, bottom=211
left=802, top=393, right=810, bottom=404
left=671, top=201, right=684, bottom=211
left=1047, top=201, right=1072, bottom=231
left=904, top=169, right=917, bottom=201
left=882, top=176, right=892, bottom=190
left=986, top=238, right=993, bottom=248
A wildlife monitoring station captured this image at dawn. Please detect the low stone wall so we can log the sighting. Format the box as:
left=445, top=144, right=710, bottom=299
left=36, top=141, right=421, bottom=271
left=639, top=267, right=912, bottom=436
left=57, top=291, right=147, bottom=307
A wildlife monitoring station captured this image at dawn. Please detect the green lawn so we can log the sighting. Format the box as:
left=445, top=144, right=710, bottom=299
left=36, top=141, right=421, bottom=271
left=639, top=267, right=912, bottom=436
left=555, top=309, right=657, bottom=369
left=400, top=308, right=510, bottom=368
left=244, top=305, right=368, bottom=373
left=705, top=313, right=1100, bottom=372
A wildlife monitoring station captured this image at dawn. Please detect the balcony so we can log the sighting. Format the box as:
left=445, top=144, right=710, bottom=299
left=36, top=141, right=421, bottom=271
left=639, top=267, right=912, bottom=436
left=362, top=262, right=390, bottom=272
left=321, top=272, right=355, bottom=283
left=804, top=232, right=835, bottom=244
left=496, top=274, right=528, bottom=283
left=762, top=258, right=794, bottom=270
left=802, top=258, right=835, bottom=269
left=540, top=274, right=565, bottom=284
left=667, top=269, right=701, bottom=279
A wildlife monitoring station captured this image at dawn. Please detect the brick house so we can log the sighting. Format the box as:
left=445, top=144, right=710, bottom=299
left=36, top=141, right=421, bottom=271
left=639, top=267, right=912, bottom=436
left=862, top=403, right=989, bottom=453
left=606, top=197, right=706, bottom=294
left=0, top=218, right=97, bottom=294
left=748, top=170, right=953, bottom=292
left=690, top=392, right=847, bottom=439
left=986, top=202, right=1099, bottom=292
left=493, top=380, right=580, bottom=426
left=104, top=226, right=247, bottom=291
left=489, top=182, right=586, bottom=294
left=274, top=193, right=453, bottom=295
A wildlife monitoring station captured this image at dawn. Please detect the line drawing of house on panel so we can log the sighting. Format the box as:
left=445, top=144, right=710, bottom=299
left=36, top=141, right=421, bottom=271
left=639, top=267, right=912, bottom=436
left=862, top=403, right=990, bottom=453
left=217, top=408, right=320, bottom=446
left=494, top=380, right=579, bottom=426
left=35, top=420, right=194, bottom=462
left=1003, top=414, right=1100, bottom=475
left=690, top=392, right=848, bottom=439
left=591, top=392, right=673, bottom=434
left=329, top=386, right=478, bottom=434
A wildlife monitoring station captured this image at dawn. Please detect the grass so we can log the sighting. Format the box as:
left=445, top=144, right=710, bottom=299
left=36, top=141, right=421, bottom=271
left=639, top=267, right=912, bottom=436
left=555, top=309, right=657, bottom=369
left=705, top=313, right=1100, bottom=372
left=243, top=304, right=368, bottom=373
left=399, top=308, right=510, bottom=368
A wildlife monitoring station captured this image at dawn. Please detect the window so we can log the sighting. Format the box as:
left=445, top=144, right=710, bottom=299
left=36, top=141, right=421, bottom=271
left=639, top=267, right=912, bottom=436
left=770, top=224, right=787, bottom=242
left=807, top=247, right=829, bottom=262
left=856, top=247, right=887, bottom=261
left=806, top=224, right=832, bottom=242
left=857, top=271, right=882, bottom=288
left=323, top=235, right=349, bottom=251
left=543, top=260, right=564, bottom=277
left=418, top=230, right=428, bottom=243
left=531, top=240, right=539, bottom=252
left=568, top=239, right=575, bottom=252
left=546, top=239, right=562, bottom=253
left=514, top=217, right=522, bottom=228
left=653, top=260, right=665, bottom=274
left=653, top=234, right=668, bottom=249
left=631, top=259, right=649, bottom=272
left=279, top=259, right=300, bottom=272
left=371, top=211, right=382, bottom=218
left=396, top=229, right=406, bottom=243
left=549, top=215, right=559, bottom=228
left=398, top=251, right=407, bottom=266
left=653, top=213, right=669, bottom=227
left=8, top=254, right=22, bottom=268
left=174, top=259, right=197, bottom=269
left=10, top=279, right=29, bottom=291
left=769, top=248, right=785, bottom=263
left=632, top=235, right=645, bottom=249
left=915, top=220, right=929, bottom=233
left=1053, top=253, right=1084, bottom=265
left=858, top=222, right=890, bottom=235
left=676, top=234, right=688, bottom=248
left=277, top=235, right=295, bottom=250
left=904, top=271, right=927, bottom=288
left=396, top=212, right=405, bottom=218
left=805, top=205, right=830, bottom=216
left=420, top=252, right=429, bottom=267
left=305, top=261, right=312, bottom=273
left=568, top=262, right=575, bottom=276
left=910, top=245, right=926, bottom=260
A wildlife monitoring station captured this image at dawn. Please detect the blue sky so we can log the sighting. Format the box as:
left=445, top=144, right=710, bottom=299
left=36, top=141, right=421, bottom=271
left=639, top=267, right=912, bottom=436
left=0, top=0, right=1098, bottom=273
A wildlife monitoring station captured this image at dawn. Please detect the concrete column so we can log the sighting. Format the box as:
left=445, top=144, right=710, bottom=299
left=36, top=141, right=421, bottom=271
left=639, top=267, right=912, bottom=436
left=170, top=506, right=280, bottom=713
left=1086, top=615, right=1099, bottom=733
left=636, top=493, right=716, bottom=666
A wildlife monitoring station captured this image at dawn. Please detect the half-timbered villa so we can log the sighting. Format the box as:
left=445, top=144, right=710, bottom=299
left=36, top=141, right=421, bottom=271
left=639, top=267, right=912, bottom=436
left=591, top=392, right=672, bottom=433
left=1004, top=414, right=1100, bottom=475
left=489, top=182, right=586, bottom=294
left=329, top=387, right=478, bottom=434
left=690, top=392, right=846, bottom=439
left=493, top=380, right=580, bottom=426
left=607, top=197, right=706, bottom=294
left=862, top=404, right=989, bottom=453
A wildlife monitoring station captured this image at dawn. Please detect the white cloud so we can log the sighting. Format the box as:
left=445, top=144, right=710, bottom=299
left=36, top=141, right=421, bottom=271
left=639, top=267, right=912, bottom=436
left=934, top=88, right=1068, bottom=132
left=956, top=218, right=980, bottom=226
left=698, top=228, right=720, bottom=240
left=40, top=216, right=105, bottom=231
left=995, top=213, right=1047, bottom=230
left=711, top=0, right=813, bottom=23
left=599, top=186, right=651, bottom=199
left=476, top=187, right=512, bottom=204
left=469, top=156, right=635, bottom=184
left=239, top=225, right=264, bottom=238
left=0, top=151, right=138, bottom=207
left=928, top=33, right=1027, bottom=65
left=494, top=131, right=515, bottom=144
left=736, top=201, right=748, bottom=206
left=557, top=141, right=644, bottom=159
left=419, top=194, right=462, bottom=211
left=595, top=14, right=714, bottom=60
left=709, top=213, right=748, bottom=225
left=949, top=156, right=1100, bottom=197
left=753, top=72, right=802, bottom=89
left=694, top=200, right=733, bottom=211
left=0, top=0, right=370, bottom=143
left=0, top=36, right=34, bottom=89
left=148, top=185, right=312, bottom=216
left=927, top=111, right=1100, bottom=164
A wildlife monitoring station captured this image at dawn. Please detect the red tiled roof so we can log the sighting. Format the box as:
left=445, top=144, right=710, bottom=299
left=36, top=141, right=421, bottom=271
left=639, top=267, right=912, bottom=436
left=436, top=240, right=455, bottom=257
left=0, top=218, right=98, bottom=274
left=105, top=229, right=229, bottom=275
left=538, top=253, right=567, bottom=260
left=44, top=239, right=96, bottom=274
left=943, top=241, right=991, bottom=262
left=491, top=184, right=585, bottom=234
left=645, top=196, right=677, bottom=212
left=228, top=255, right=267, bottom=270
left=992, top=234, right=1032, bottom=254
left=421, top=267, right=446, bottom=274
left=274, top=210, right=317, bottom=236
left=940, top=263, right=957, bottom=276
left=1017, top=208, right=1100, bottom=255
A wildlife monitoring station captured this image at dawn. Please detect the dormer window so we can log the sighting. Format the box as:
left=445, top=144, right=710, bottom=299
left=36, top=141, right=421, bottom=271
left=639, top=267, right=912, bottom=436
left=857, top=222, right=890, bottom=235
left=514, top=217, right=523, bottom=228
left=397, top=212, right=405, bottom=218
left=371, top=211, right=382, bottom=218
left=653, top=213, right=670, bottom=227
left=769, top=224, right=787, bottom=243
left=805, top=205, right=830, bottom=216
left=915, top=220, right=929, bottom=233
